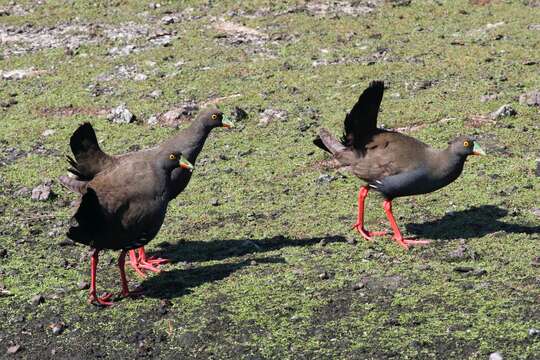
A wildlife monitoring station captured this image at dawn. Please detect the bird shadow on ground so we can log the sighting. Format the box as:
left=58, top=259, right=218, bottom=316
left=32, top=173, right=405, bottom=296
left=405, top=205, right=540, bottom=240
left=141, top=256, right=285, bottom=299
left=148, top=235, right=347, bottom=264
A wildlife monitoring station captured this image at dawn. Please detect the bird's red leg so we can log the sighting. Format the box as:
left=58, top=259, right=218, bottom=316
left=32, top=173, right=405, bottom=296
left=88, top=249, right=113, bottom=306
left=118, top=250, right=143, bottom=298
left=128, top=249, right=147, bottom=278
left=139, top=247, right=169, bottom=266
left=382, top=199, right=431, bottom=250
left=352, top=186, right=387, bottom=241
left=136, top=248, right=164, bottom=273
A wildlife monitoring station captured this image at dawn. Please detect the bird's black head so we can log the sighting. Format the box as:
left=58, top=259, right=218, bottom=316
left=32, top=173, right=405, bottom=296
left=448, top=136, right=486, bottom=157
left=196, top=106, right=234, bottom=130
left=159, top=151, right=194, bottom=172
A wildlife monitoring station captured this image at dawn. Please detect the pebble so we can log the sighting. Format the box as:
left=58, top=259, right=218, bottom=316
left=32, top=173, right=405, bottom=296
left=489, top=352, right=503, bottom=360
left=316, top=174, right=336, bottom=184
left=31, top=183, right=53, bottom=201
left=519, top=90, right=540, bottom=107
left=107, top=104, right=135, bottom=124
left=51, top=323, right=65, bottom=335
left=210, top=198, right=219, bottom=206
left=6, top=344, right=21, bottom=354
left=30, top=294, right=45, bottom=306
left=318, top=271, right=329, bottom=280
left=528, top=328, right=540, bottom=337
left=489, top=104, right=517, bottom=120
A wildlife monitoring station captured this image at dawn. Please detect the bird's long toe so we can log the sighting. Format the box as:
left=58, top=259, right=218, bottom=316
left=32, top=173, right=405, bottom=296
left=89, top=292, right=114, bottom=306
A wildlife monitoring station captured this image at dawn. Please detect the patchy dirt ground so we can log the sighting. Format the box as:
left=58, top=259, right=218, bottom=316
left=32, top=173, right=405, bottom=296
left=0, top=0, right=539, bottom=359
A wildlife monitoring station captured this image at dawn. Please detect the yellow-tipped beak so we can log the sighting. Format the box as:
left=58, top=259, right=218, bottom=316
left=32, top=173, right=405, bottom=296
left=472, top=143, right=486, bottom=156
left=222, top=115, right=234, bottom=129
left=179, top=156, right=194, bottom=172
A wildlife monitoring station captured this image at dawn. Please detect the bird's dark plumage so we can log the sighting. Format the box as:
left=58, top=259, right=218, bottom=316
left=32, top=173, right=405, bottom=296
left=314, top=80, right=485, bottom=249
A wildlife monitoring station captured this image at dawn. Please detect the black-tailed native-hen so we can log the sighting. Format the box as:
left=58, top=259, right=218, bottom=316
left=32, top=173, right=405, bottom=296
left=65, top=149, right=193, bottom=305
left=314, top=81, right=485, bottom=250
left=60, top=106, right=233, bottom=275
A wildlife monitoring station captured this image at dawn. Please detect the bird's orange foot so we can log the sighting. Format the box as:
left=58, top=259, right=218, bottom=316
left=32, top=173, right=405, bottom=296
left=144, top=256, right=169, bottom=266
left=353, top=223, right=388, bottom=241
left=89, top=292, right=113, bottom=306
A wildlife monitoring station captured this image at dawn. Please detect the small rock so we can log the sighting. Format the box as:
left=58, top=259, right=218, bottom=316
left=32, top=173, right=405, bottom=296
left=529, top=24, right=540, bottom=30
left=528, top=328, right=540, bottom=337
left=489, top=104, right=517, bottom=120
left=318, top=238, right=327, bottom=247
left=489, top=352, right=503, bottom=360
left=149, top=3, right=161, bottom=9
left=0, top=248, right=7, bottom=258
left=6, top=345, right=21, bottom=354
left=258, top=108, right=288, bottom=127
left=30, top=294, right=45, bottom=306
left=316, top=174, right=336, bottom=184
left=51, top=322, right=65, bottom=335
left=41, top=129, right=55, bottom=137
left=134, top=73, right=147, bottom=81
left=472, top=269, right=487, bottom=277
left=345, top=236, right=357, bottom=245
left=480, top=94, right=499, bottom=102
left=352, top=282, right=365, bottom=290
left=231, top=106, right=248, bottom=121
left=107, top=104, right=135, bottom=124
left=77, top=281, right=90, bottom=290
left=250, top=260, right=257, bottom=266
left=161, top=15, right=176, bottom=25
left=149, top=89, right=162, bottom=99
left=318, top=271, right=329, bottom=280
left=1, top=68, right=43, bottom=80
left=519, top=90, right=540, bottom=107
left=210, top=198, right=219, bottom=206
left=531, top=256, right=540, bottom=267
left=536, top=159, right=540, bottom=177
left=31, top=183, right=53, bottom=201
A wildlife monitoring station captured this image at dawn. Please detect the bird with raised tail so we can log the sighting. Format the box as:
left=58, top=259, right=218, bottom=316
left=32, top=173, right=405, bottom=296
left=65, top=149, right=194, bottom=306
left=60, top=106, right=234, bottom=275
left=314, top=81, right=485, bottom=250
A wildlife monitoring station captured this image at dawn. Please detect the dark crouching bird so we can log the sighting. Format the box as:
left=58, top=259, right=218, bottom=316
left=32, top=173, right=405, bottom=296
left=314, top=81, right=485, bottom=250
left=64, top=149, right=193, bottom=305
left=61, top=106, right=233, bottom=276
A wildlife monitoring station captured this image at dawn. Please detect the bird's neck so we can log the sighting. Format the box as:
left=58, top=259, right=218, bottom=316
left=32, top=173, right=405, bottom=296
left=433, top=148, right=466, bottom=181
left=167, top=120, right=212, bottom=164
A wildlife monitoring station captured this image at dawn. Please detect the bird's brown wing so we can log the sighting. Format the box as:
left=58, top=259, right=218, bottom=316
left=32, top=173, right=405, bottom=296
left=348, top=131, right=430, bottom=182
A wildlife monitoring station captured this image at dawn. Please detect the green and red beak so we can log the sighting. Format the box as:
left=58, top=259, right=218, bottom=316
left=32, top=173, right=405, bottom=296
left=179, top=156, right=194, bottom=172
left=222, top=115, right=234, bottom=129
left=472, top=143, right=486, bottom=156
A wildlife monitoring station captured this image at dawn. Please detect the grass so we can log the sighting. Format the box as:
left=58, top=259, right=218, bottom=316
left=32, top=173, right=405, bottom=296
left=0, top=0, right=539, bottom=359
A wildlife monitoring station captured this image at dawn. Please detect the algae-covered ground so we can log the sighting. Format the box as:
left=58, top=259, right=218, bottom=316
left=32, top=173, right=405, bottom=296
left=0, top=0, right=539, bottom=359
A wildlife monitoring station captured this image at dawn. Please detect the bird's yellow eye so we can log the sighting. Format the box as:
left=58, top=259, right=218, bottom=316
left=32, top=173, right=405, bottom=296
left=211, top=114, right=218, bottom=120
left=463, top=141, right=470, bottom=147
left=169, top=154, right=176, bottom=160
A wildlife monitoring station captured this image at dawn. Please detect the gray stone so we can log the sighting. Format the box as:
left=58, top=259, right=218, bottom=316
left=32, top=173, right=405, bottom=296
left=31, top=184, right=53, bottom=201
left=519, top=90, right=540, bottom=107
left=489, top=104, right=517, bottom=120
left=489, top=352, right=503, bottom=360
left=107, top=104, right=135, bottom=124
